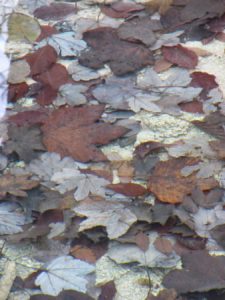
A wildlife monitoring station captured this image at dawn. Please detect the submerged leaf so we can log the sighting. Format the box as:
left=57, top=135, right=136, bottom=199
left=35, top=256, right=95, bottom=296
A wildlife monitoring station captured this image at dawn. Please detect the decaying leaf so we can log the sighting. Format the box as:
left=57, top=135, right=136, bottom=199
left=162, top=45, right=198, bottom=69
left=79, top=27, right=154, bottom=76
left=148, top=157, right=217, bottom=204
left=8, top=60, right=30, bottom=84
left=0, top=174, right=39, bottom=198
left=74, top=198, right=137, bottom=239
left=0, top=202, right=27, bottom=235
left=8, top=13, right=41, bottom=43
left=35, top=256, right=95, bottom=296
left=4, top=125, right=45, bottom=162
left=41, top=105, right=128, bottom=162
left=34, top=2, right=76, bottom=21
left=163, top=251, right=225, bottom=293
left=51, top=169, right=110, bottom=200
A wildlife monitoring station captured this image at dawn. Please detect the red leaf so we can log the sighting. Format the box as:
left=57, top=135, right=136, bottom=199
left=8, top=109, right=49, bottom=126
left=107, top=183, right=147, bottom=197
left=162, top=45, right=198, bottom=69
left=25, top=45, right=57, bottom=76
left=190, top=71, right=218, bottom=91
left=8, top=82, right=29, bottom=102
left=36, top=85, right=58, bottom=106
left=101, top=2, right=144, bottom=18
left=33, top=64, right=69, bottom=90
left=34, top=3, right=77, bottom=21
left=36, top=25, right=58, bottom=42
left=179, top=100, right=203, bottom=113
left=99, top=281, right=116, bottom=300
left=42, top=105, right=128, bottom=162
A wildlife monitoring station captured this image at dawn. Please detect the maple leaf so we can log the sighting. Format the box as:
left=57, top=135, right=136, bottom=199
left=148, top=157, right=218, bottom=204
left=51, top=169, right=110, bottom=200
left=0, top=174, right=39, bottom=199
left=74, top=199, right=137, bottom=239
left=41, top=105, right=128, bottom=162
left=4, top=125, right=45, bottom=162
left=0, top=202, right=27, bottom=234
left=35, top=256, right=95, bottom=296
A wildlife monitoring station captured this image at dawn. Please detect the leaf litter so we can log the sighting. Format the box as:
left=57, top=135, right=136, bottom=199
left=2, top=0, right=225, bottom=299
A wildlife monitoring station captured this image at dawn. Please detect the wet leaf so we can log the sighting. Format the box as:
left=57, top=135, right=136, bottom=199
left=36, top=32, right=87, bottom=57
left=162, top=45, right=198, bottom=69
left=8, top=13, right=41, bottom=43
left=74, top=199, right=137, bottom=239
left=34, top=3, right=77, bottom=21
left=163, top=251, right=225, bottom=293
left=0, top=202, right=27, bottom=234
left=42, top=105, right=128, bottom=162
left=148, top=157, right=217, bottom=204
left=35, top=256, right=95, bottom=296
left=79, top=27, right=154, bottom=76
left=4, top=125, right=45, bottom=162
left=0, top=174, right=39, bottom=198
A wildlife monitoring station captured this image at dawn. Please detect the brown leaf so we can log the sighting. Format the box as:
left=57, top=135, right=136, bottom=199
left=8, top=82, right=29, bottom=102
left=163, top=250, right=225, bottom=293
left=148, top=157, right=217, bottom=204
left=162, top=45, right=198, bottom=69
left=99, top=281, right=116, bottom=300
left=0, top=174, right=39, bottom=199
left=101, top=2, right=144, bottom=19
left=190, top=71, right=218, bottom=92
left=117, top=17, right=161, bottom=46
left=154, top=237, right=173, bottom=254
left=33, top=63, right=69, bottom=90
left=25, top=45, right=57, bottom=76
left=179, top=100, right=203, bottom=113
left=79, top=27, right=154, bottom=76
left=36, top=25, right=58, bottom=42
left=8, top=109, right=49, bottom=127
left=70, top=245, right=97, bottom=263
left=42, top=105, right=128, bottom=162
left=135, top=232, right=149, bottom=251
left=209, top=140, right=225, bottom=159
left=192, top=112, right=225, bottom=140
left=106, top=183, right=147, bottom=197
left=34, top=3, right=77, bottom=21
left=145, top=0, right=174, bottom=15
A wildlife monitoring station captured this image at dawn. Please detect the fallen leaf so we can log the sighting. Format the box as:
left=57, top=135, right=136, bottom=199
left=36, top=32, right=87, bottom=57
left=42, top=105, right=128, bottom=162
left=192, top=112, right=225, bottom=141
left=0, top=202, right=27, bottom=234
left=106, top=183, right=147, bottom=197
left=54, top=84, right=87, bottom=106
left=34, top=3, right=76, bottom=21
left=148, top=157, right=217, bottom=204
left=51, top=169, right=110, bottom=200
left=8, top=82, right=29, bottom=102
left=0, top=174, right=39, bottom=198
left=190, top=71, right=218, bottom=92
left=79, top=27, right=154, bottom=76
left=8, top=60, right=30, bottom=84
left=25, top=45, right=57, bottom=76
left=8, top=13, right=41, bottom=43
left=101, top=2, right=144, bottom=19
left=117, top=17, right=161, bottom=46
left=4, top=125, right=45, bottom=162
left=74, top=198, right=137, bottom=239
left=35, top=256, right=95, bottom=296
left=33, top=63, right=69, bottom=90
left=8, top=109, right=49, bottom=127
left=163, top=250, right=225, bottom=293
left=99, top=281, right=116, bottom=300
left=162, top=45, right=198, bottom=69
left=70, top=245, right=97, bottom=264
